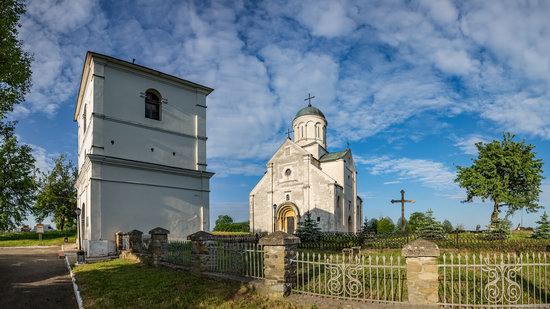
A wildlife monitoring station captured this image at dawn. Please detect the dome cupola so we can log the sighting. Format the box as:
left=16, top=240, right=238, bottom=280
left=292, top=102, right=327, bottom=149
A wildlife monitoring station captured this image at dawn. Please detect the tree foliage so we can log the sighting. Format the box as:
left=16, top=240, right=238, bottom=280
left=213, top=215, right=249, bottom=232
left=532, top=212, right=550, bottom=239
left=416, top=209, right=445, bottom=240
left=376, top=217, right=395, bottom=234
left=442, top=220, right=454, bottom=233
left=34, top=155, right=77, bottom=231
left=483, top=217, right=511, bottom=240
left=0, top=0, right=32, bottom=118
left=296, top=212, right=321, bottom=243
left=0, top=122, right=36, bottom=231
left=455, top=133, right=544, bottom=226
left=407, top=212, right=427, bottom=233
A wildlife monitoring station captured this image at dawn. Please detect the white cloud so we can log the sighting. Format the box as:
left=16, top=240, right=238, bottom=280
left=383, top=180, right=401, bottom=185
left=208, top=160, right=264, bottom=177
left=296, top=0, right=357, bottom=38
left=28, top=144, right=56, bottom=173
left=454, top=135, right=490, bottom=156
left=358, top=155, right=457, bottom=190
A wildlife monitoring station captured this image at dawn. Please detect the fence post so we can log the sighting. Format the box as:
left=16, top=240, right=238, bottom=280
left=188, top=231, right=213, bottom=273
left=115, top=231, right=124, bottom=252
left=402, top=239, right=440, bottom=306
left=258, top=231, right=300, bottom=297
left=127, top=229, right=143, bottom=253
left=149, top=227, right=169, bottom=266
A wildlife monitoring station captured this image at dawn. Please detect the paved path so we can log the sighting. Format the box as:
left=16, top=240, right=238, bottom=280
left=0, top=247, right=77, bottom=309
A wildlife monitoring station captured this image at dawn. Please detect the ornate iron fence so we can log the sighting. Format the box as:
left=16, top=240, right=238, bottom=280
left=439, top=252, right=550, bottom=307
left=165, top=240, right=192, bottom=266
left=291, top=253, right=407, bottom=303
left=208, top=242, right=264, bottom=279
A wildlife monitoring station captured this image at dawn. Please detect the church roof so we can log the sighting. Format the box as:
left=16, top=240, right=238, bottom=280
left=294, top=105, right=326, bottom=120
left=319, top=149, right=349, bottom=162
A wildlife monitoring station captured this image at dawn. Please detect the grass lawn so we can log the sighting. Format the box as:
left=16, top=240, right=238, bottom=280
left=0, top=230, right=76, bottom=247
left=74, top=259, right=305, bottom=309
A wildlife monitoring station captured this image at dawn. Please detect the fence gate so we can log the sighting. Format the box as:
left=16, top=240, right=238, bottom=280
left=439, top=253, right=550, bottom=308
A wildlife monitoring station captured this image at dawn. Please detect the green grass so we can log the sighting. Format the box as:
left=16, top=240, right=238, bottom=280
left=0, top=230, right=76, bottom=247
left=74, top=258, right=304, bottom=309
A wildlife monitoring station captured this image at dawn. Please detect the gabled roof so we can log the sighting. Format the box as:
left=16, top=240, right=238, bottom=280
left=319, top=149, right=349, bottom=162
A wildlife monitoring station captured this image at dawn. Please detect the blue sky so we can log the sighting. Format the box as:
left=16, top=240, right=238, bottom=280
left=13, top=0, right=550, bottom=229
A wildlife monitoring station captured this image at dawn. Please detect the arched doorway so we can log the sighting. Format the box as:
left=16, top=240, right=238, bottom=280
left=276, top=203, right=300, bottom=234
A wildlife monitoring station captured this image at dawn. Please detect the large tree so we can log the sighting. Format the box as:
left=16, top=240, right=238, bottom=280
left=34, top=155, right=77, bottom=230
left=455, top=133, right=544, bottom=226
left=0, top=0, right=32, bottom=118
left=0, top=122, right=36, bottom=230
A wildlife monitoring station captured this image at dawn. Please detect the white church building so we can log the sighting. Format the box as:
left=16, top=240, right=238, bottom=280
left=75, top=52, right=214, bottom=257
left=249, top=103, right=362, bottom=234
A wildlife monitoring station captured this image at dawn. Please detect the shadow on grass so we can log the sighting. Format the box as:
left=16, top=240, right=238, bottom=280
left=74, top=259, right=298, bottom=309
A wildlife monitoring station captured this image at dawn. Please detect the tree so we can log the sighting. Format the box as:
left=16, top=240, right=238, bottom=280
left=376, top=217, right=395, bottom=234
left=34, top=155, right=77, bottom=231
left=396, top=217, right=407, bottom=233
left=416, top=209, right=445, bottom=240
left=455, top=133, right=544, bottom=227
left=442, top=220, right=454, bottom=233
left=212, top=215, right=249, bottom=232
left=296, top=212, right=321, bottom=243
left=532, top=212, right=550, bottom=239
left=483, top=217, right=511, bottom=240
left=366, top=218, right=379, bottom=234
left=407, top=212, right=427, bottom=233
left=214, top=215, right=233, bottom=227
left=0, top=122, right=36, bottom=231
left=0, top=0, right=32, bottom=118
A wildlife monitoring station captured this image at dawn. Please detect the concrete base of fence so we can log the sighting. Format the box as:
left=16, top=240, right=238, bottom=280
left=402, top=239, right=440, bottom=306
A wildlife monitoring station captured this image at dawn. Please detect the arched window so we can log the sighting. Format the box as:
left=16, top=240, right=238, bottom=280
left=337, top=196, right=340, bottom=208
left=81, top=203, right=86, bottom=234
left=301, top=126, right=304, bottom=138
left=145, top=90, right=161, bottom=120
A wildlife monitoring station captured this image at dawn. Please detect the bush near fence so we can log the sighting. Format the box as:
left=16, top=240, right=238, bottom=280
left=297, top=231, right=550, bottom=252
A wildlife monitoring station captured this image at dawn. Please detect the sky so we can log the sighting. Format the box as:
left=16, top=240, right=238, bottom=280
left=12, top=0, right=550, bottom=230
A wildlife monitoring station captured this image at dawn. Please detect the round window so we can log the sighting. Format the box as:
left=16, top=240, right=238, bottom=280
left=285, top=169, right=291, bottom=176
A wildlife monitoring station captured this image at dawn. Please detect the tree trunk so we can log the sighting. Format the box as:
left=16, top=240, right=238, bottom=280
left=59, top=216, right=65, bottom=231
left=491, top=201, right=500, bottom=228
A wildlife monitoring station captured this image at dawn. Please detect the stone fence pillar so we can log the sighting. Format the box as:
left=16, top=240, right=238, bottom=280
left=115, top=231, right=124, bottom=251
left=127, top=229, right=143, bottom=253
left=402, top=239, right=440, bottom=306
left=149, top=227, right=169, bottom=266
left=258, top=231, right=300, bottom=297
left=188, top=231, right=213, bottom=273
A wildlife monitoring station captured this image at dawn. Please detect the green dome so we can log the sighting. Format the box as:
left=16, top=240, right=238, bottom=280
left=294, top=105, right=325, bottom=120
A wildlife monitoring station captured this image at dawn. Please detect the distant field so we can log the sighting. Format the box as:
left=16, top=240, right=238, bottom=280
left=0, top=230, right=76, bottom=247
left=210, top=231, right=251, bottom=236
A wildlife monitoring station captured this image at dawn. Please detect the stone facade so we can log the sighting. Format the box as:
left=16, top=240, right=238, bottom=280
left=250, top=105, right=363, bottom=234
left=402, top=239, right=440, bottom=306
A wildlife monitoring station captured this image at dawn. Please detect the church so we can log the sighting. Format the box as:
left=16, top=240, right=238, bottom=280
left=74, top=52, right=214, bottom=257
left=249, top=101, right=362, bottom=234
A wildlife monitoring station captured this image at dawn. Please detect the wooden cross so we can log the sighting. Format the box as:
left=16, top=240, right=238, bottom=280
left=304, top=93, right=315, bottom=106
left=286, top=129, right=292, bottom=140
left=391, top=189, right=415, bottom=232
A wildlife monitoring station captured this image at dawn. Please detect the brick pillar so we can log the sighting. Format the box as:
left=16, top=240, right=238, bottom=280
left=188, top=231, right=213, bottom=273
left=127, top=229, right=143, bottom=253
left=149, top=227, right=169, bottom=266
left=259, top=231, right=300, bottom=297
left=115, top=231, right=124, bottom=251
left=402, top=239, right=440, bottom=306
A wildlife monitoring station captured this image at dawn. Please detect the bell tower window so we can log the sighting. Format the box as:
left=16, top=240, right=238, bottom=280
left=145, top=90, right=161, bottom=120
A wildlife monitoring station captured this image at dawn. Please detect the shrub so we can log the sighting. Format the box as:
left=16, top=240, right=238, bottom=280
left=296, top=212, right=321, bottom=243
left=532, top=211, right=550, bottom=239
left=416, top=209, right=445, bottom=240
left=483, top=218, right=511, bottom=240
left=377, top=217, right=395, bottom=234
left=442, top=220, right=454, bottom=233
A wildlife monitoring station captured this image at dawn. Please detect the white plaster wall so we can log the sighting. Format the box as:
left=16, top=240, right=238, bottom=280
left=293, top=115, right=327, bottom=149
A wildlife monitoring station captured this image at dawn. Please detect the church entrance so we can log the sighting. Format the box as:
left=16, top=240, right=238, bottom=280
left=276, top=203, right=299, bottom=234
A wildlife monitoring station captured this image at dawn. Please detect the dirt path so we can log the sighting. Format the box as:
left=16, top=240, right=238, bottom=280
left=0, top=247, right=77, bottom=309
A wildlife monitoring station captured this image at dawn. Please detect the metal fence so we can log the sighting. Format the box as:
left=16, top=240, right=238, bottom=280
left=439, top=253, right=550, bottom=307
left=208, top=242, right=264, bottom=279
left=292, top=253, right=407, bottom=303
left=165, top=240, right=192, bottom=266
